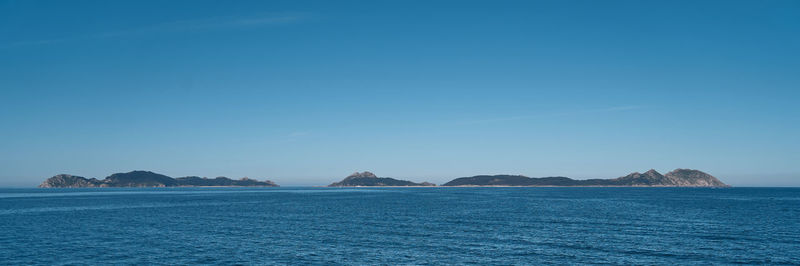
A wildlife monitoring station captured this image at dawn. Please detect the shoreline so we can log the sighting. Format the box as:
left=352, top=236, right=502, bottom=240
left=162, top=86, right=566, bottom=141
left=36, top=185, right=731, bottom=188
left=323, top=185, right=730, bottom=188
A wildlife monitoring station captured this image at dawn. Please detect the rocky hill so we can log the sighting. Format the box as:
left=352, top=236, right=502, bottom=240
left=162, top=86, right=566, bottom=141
left=662, top=169, right=728, bottom=187
left=441, top=169, right=728, bottom=187
left=39, top=174, right=103, bottom=188
left=39, top=171, right=279, bottom=188
left=103, top=171, right=178, bottom=187
left=328, top=171, right=435, bottom=187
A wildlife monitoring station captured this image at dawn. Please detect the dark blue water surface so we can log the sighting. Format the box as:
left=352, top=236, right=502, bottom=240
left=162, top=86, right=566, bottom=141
left=1, top=187, right=798, bottom=265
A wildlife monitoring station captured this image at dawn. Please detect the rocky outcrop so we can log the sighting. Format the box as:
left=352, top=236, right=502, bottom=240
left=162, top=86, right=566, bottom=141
left=39, top=171, right=279, bottom=188
left=663, top=169, right=728, bottom=187
left=39, top=174, right=102, bottom=188
left=608, top=169, right=671, bottom=186
left=442, top=169, right=729, bottom=187
left=328, top=171, right=436, bottom=187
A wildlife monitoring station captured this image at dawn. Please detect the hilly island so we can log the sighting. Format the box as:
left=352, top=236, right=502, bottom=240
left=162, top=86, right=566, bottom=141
left=328, top=171, right=436, bottom=187
left=39, top=171, right=278, bottom=188
left=326, top=168, right=726, bottom=187
left=40, top=168, right=728, bottom=188
left=441, top=169, right=728, bottom=187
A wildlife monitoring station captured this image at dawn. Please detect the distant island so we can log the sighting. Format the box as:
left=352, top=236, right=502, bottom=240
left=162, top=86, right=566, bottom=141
left=39, top=168, right=728, bottom=188
left=441, top=169, right=728, bottom=187
left=328, top=171, right=436, bottom=187
left=39, top=170, right=278, bottom=188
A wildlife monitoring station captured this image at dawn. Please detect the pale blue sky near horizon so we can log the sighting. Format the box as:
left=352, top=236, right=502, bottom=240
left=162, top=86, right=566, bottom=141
left=1, top=0, right=798, bottom=186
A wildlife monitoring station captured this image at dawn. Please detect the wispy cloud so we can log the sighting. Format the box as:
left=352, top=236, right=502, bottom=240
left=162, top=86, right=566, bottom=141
left=1, top=13, right=311, bottom=49
left=456, top=105, right=644, bottom=125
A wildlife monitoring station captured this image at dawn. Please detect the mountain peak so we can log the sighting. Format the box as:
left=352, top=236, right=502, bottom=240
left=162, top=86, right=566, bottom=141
left=644, top=169, right=662, bottom=176
left=664, top=168, right=729, bottom=187
left=347, top=171, right=377, bottom=178
left=330, top=172, right=434, bottom=187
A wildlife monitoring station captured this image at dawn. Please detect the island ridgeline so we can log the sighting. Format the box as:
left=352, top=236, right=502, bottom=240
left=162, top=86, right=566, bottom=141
left=39, top=170, right=278, bottom=188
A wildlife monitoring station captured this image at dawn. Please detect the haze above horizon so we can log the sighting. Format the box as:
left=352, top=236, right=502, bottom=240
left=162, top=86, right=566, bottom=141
left=1, top=0, right=798, bottom=187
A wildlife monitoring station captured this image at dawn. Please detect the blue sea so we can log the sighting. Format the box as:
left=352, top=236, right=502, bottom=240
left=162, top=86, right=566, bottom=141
left=1, top=187, right=798, bottom=265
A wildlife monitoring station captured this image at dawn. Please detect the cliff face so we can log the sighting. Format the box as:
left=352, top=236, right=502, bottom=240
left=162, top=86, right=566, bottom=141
left=39, top=171, right=279, bottom=188
left=328, top=171, right=435, bottom=187
left=442, top=169, right=729, bottom=187
left=663, top=169, right=728, bottom=187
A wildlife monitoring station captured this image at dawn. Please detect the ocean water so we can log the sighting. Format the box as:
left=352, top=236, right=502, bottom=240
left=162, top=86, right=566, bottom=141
left=1, top=187, right=798, bottom=265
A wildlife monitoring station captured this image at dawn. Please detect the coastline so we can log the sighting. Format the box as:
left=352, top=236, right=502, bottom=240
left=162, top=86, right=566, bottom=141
left=37, top=185, right=731, bottom=188
left=323, top=185, right=730, bottom=188
left=39, top=169, right=729, bottom=188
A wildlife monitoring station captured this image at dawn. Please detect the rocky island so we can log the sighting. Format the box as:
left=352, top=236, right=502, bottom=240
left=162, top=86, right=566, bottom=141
left=39, top=170, right=279, bottom=188
left=328, top=171, right=436, bottom=187
left=441, top=169, right=728, bottom=187
left=40, top=168, right=728, bottom=188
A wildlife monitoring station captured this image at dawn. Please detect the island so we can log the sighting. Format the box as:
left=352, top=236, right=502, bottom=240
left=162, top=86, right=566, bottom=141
left=39, top=170, right=279, bottom=188
left=328, top=171, right=436, bottom=187
left=39, top=168, right=728, bottom=188
left=441, top=169, right=728, bottom=187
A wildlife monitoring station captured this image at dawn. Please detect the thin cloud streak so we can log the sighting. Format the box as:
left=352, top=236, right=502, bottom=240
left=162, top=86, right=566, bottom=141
left=456, top=105, right=644, bottom=125
left=1, top=13, right=311, bottom=49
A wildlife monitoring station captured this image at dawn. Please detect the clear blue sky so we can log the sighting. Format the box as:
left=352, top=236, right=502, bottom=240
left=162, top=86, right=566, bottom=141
left=1, top=0, right=798, bottom=186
